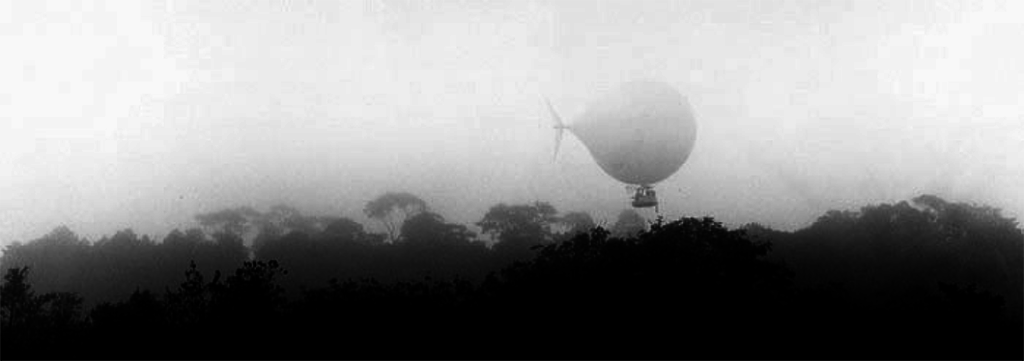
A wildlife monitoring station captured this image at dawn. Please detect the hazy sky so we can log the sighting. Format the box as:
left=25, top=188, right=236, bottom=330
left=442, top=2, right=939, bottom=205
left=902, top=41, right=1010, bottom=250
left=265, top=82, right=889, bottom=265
left=3, top=0, right=1022, bottom=245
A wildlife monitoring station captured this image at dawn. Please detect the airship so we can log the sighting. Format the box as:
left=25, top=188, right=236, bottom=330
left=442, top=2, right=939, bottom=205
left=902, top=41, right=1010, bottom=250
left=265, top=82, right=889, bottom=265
left=547, top=80, right=697, bottom=211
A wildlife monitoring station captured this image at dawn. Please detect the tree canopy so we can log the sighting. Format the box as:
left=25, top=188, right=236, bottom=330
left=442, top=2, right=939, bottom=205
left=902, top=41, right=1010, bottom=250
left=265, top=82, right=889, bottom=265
left=558, top=211, right=597, bottom=237
left=400, top=211, right=477, bottom=247
left=477, top=201, right=558, bottom=256
left=363, top=192, right=429, bottom=243
left=1, top=194, right=1020, bottom=359
left=611, top=208, right=646, bottom=237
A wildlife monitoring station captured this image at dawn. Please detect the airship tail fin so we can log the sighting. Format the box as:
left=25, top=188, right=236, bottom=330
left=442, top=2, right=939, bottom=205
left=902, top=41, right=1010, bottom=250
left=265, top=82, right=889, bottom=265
left=545, top=97, right=566, bottom=160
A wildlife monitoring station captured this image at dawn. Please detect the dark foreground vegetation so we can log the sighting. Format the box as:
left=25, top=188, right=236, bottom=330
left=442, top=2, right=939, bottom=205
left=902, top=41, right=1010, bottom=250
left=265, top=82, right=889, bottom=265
left=1, top=193, right=1021, bottom=359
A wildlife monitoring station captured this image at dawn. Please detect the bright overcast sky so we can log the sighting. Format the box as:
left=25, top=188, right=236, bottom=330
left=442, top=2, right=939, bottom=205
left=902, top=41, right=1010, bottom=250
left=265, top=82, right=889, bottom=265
left=2, top=0, right=1022, bottom=245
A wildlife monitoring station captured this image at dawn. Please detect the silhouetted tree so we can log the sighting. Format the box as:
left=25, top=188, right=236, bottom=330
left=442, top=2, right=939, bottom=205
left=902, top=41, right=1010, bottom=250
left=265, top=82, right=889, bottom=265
left=96, top=229, right=152, bottom=249
left=392, top=211, right=489, bottom=281
left=0, top=226, right=90, bottom=296
left=39, top=291, right=83, bottom=329
left=163, top=261, right=215, bottom=327
left=195, top=206, right=261, bottom=237
left=611, top=208, right=646, bottom=237
left=364, top=192, right=428, bottom=243
left=162, top=228, right=208, bottom=248
left=2, top=194, right=1021, bottom=360
left=1, top=266, right=38, bottom=328
left=482, top=216, right=792, bottom=358
left=258, top=204, right=333, bottom=236
left=209, top=260, right=287, bottom=333
left=558, top=210, right=596, bottom=237
left=740, top=222, right=790, bottom=248
left=1, top=266, right=87, bottom=358
left=89, top=287, right=167, bottom=358
left=321, top=216, right=375, bottom=245
left=477, top=201, right=558, bottom=256
left=762, top=194, right=1023, bottom=359
left=212, top=230, right=249, bottom=261
left=400, top=211, right=476, bottom=247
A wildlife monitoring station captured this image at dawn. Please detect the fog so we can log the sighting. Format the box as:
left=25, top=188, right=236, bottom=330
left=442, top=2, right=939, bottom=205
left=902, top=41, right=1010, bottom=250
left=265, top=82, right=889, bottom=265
left=3, top=0, right=1022, bottom=245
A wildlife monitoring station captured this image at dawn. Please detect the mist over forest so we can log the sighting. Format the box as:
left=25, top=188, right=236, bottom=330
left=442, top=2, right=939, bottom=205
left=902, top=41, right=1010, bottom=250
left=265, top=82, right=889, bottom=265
left=3, top=0, right=1023, bottom=359
left=2, top=193, right=1022, bottom=359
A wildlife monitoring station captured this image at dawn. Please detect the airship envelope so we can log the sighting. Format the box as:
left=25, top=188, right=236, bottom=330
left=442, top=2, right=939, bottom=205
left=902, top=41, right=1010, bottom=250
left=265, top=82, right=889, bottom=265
left=550, top=80, right=698, bottom=186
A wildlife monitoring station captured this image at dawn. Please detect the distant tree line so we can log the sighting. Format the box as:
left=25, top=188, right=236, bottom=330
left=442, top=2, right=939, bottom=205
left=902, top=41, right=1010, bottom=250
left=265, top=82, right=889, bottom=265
left=1, top=194, right=1021, bottom=359
left=745, top=194, right=1023, bottom=357
left=0, top=194, right=622, bottom=307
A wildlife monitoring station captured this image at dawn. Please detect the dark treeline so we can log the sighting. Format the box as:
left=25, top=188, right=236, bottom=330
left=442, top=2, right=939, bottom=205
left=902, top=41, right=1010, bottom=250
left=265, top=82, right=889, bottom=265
left=746, top=194, right=1023, bottom=359
left=1, top=193, right=1021, bottom=359
left=0, top=194, right=609, bottom=308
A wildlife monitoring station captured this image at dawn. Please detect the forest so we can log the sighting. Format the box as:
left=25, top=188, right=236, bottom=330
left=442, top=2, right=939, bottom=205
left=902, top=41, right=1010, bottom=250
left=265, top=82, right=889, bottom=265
left=1, top=193, right=1021, bottom=359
